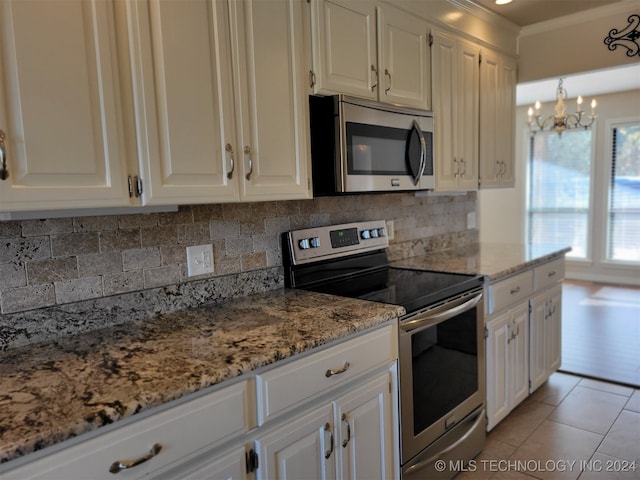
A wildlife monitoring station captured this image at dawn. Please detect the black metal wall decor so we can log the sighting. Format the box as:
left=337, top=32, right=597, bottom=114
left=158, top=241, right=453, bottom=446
left=604, top=14, right=640, bottom=57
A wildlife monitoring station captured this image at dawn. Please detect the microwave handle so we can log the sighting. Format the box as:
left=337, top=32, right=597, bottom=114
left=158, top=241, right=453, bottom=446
left=409, top=120, right=426, bottom=186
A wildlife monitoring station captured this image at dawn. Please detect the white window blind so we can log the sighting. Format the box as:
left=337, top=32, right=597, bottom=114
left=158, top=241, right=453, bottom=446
left=607, top=123, right=640, bottom=262
left=527, top=130, right=592, bottom=259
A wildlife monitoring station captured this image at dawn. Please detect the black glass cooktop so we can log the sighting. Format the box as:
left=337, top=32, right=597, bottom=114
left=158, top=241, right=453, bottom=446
left=301, top=266, right=483, bottom=313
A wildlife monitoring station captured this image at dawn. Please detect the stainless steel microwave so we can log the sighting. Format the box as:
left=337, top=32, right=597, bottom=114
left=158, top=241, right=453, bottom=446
left=309, top=95, right=434, bottom=195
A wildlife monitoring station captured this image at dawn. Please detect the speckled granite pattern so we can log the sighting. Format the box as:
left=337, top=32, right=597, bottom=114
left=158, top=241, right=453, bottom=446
left=0, top=289, right=403, bottom=464
left=391, top=243, right=571, bottom=280
left=0, top=267, right=283, bottom=351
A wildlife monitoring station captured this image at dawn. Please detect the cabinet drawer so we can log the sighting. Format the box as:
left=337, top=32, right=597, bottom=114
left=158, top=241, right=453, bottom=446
left=487, top=270, right=533, bottom=314
left=256, top=323, right=396, bottom=425
left=2, top=380, right=255, bottom=480
left=534, top=257, right=565, bottom=291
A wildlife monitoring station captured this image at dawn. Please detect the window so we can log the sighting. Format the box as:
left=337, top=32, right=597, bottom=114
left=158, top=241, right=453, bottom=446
left=607, top=122, right=640, bottom=262
left=527, top=130, right=592, bottom=259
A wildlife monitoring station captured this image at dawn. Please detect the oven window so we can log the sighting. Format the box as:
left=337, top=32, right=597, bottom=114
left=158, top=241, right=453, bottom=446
left=346, top=122, right=409, bottom=175
left=411, top=308, right=478, bottom=435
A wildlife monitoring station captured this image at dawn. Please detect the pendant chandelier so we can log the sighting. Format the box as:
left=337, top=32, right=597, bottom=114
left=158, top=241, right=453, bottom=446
left=527, top=78, right=597, bottom=135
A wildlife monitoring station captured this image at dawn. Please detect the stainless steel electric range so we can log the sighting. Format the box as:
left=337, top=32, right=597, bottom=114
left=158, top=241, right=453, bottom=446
left=282, top=220, right=486, bottom=479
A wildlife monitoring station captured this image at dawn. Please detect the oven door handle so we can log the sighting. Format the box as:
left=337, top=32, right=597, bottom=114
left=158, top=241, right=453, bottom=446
left=399, top=292, right=482, bottom=332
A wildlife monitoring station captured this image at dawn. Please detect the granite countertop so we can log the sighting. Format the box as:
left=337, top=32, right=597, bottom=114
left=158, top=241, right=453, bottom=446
left=391, top=242, right=571, bottom=280
left=0, top=289, right=404, bottom=465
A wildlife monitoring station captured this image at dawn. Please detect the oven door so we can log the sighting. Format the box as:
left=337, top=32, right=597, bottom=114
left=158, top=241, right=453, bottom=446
left=398, top=288, right=485, bottom=467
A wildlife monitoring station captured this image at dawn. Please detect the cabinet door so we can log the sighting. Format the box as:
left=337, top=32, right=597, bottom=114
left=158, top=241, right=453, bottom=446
left=310, top=0, right=377, bottom=99
left=431, top=30, right=458, bottom=191
left=231, top=0, right=311, bottom=202
left=125, top=0, right=238, bottom=205
left=510, top=303, right=529, bottom=408
left=485, top=311, right=510, bottom=431
left=377, top=5, right=430, bottom=109
left=479, top=50, right=516, bottom=189
left=334, top=370, right=395, bottom=480
left=496, top=56, right=516, bottom=187
left=455, top=38, right=480, bottom=191
left=255, top=404, right=336, bottom=480
left=479, top=49, right=501, bottom=188
left=0, top=0, right=129, bottom=211
left=546, top=284, right=562, bottom=373
left=529, top=291, right=548, bottom=393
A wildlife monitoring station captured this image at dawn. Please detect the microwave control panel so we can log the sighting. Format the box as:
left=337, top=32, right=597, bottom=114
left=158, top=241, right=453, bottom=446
left=286, top=220, right=389, bottom=265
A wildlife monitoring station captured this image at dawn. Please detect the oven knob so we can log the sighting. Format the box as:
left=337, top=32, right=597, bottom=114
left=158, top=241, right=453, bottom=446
left=371, top=229, right=379, bottom=238
left=377, top=227, right=386, bottom=237
left=298, top=238, right=310, bottom=250
left=360, top=229, right=371, bottom=239
left=310, top=237, right=320, bottom=248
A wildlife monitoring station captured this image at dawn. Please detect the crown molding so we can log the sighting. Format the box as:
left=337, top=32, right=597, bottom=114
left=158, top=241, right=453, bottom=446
left=520, top=0, right=638, bottom=36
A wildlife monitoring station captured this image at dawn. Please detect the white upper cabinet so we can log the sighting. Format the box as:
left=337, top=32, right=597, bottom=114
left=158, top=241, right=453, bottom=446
left=431, top=30, right=480, bottom=191
left=0, top=0, right=130, bottom=212
left=377, top=5, right=431, bottom=109
left=230, top=0, right=311, bottom=201
left=126, top=0, right=311, bottom=205
left=125, top=0, right=239, bottom=205
left=479, top=48, right=517, bottom=188
left=310, top=0, right=431, bottom=110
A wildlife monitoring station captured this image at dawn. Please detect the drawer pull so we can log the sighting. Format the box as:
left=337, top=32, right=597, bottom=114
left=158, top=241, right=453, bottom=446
left=510, top=286, right=521, bottom=295
left=548, top=270, right=556, bottom=277
left=109, top=443, right=162, bottom=474
left=325, top=361, right=350, bottom=378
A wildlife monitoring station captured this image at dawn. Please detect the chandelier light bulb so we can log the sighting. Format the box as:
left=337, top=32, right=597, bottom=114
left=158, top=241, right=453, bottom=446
left=577, top=96, right=583, bottom=112
left=591, top=99, right=597, bottom=115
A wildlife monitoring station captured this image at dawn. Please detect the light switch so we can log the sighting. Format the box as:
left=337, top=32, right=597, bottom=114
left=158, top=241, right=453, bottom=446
left=186, top=244, right=214, bottom=277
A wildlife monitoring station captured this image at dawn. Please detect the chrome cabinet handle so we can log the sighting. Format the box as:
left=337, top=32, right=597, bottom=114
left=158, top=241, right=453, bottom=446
left=324, top=423, right=334, bottom=459
left=548, top=270, right=556, bottom=278
left=244, top=146, right=253, bottom=180
left=109, top=444, right=162, bottom=474
left=226, top=143, right=235, bottom=179
left=325, top=361, right=350, bottom=378
left=371, top=65, right=378, bottom=91
left=510, top=286, right=521, bottom=295
left=341, top=413, right=351, bottom=448
left=453, top=157, right=459, bottom=178
left=0, top=129, right=8, bottom=180
left=460, top=157, right=466, bottom=177
left=384, top=68, right=391, bottom=94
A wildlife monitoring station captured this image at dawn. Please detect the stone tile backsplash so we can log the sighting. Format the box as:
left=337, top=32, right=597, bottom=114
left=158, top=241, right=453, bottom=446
left=0, top=192, right=476, bottom=320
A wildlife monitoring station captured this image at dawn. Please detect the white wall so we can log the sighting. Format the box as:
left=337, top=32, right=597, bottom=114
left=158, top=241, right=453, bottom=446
left=518, top=1, right=640, bottom=82
left=479, top=88, right=640, bottom=286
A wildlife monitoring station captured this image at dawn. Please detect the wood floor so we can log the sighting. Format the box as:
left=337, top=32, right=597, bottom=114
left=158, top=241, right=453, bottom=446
left=560, top=280, right=640, bottom=388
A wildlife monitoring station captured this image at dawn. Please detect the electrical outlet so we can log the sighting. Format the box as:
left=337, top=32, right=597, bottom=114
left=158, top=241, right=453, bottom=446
left=467, top=212, right=477, bottom=229
left=386, top=220, right=395, bottom=241
left=186, top=244, right=214, bottom=277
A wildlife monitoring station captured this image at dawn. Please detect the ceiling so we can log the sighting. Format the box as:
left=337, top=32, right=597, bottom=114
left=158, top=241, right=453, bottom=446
left=471, top=0, right=623, bottom=27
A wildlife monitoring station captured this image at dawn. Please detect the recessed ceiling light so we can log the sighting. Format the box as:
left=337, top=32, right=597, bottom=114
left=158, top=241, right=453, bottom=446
left=495, top=0, right=512, bottom=5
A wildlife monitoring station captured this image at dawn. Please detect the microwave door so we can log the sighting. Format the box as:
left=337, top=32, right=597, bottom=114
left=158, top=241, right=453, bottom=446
left=406, top=120, right=426, bottom=186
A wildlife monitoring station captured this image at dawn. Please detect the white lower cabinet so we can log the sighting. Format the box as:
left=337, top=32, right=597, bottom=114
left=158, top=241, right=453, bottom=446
left=255, top=367, right=397, bottom=480
left=485, top=302, right=529, bottom=431
left=485, top=255, right=565, bottom=431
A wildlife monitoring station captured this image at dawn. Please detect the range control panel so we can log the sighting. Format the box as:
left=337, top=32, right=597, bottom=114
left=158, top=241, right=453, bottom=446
left=286, top=220, right=389, bottom=265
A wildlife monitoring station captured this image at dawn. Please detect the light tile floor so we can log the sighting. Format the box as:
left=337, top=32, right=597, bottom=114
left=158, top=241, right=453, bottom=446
left=457, top=372, right=640, bottom=480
